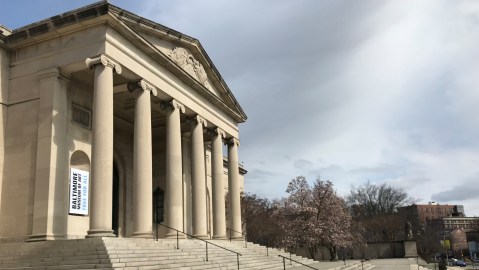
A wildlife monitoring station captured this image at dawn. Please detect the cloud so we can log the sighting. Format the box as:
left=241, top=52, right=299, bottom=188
left=349, top=163, right=405, bottom=179
left=293, top=159, right=313, bottom=170
left=431, top=175, right=479, bottom=202
left=4, top=1, right=479, bottom=215
left=432, top=186, right=479, bottom=202
left=246, top=169, right=281, bottom=183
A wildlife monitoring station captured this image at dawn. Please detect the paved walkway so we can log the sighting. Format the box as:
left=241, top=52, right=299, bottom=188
left=368, top=258, right=476, bottom=270
left=282, top=259, right=368, bottom=269
left=369, top=258, right=423, bottom=270
left=308, top=258, right=431, bottom=270
left=290, top=258, right=410, bottom=270
left=289, top=260, right=354, bottom=269
left=285, top=257, right=478, bottom=270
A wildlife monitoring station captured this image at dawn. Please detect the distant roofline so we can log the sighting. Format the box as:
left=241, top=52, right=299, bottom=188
left=399, top=204, right=456, bottom=207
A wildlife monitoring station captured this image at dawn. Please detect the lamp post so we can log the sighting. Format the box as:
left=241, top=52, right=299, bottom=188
left=442, top=231, right=450, bottom=266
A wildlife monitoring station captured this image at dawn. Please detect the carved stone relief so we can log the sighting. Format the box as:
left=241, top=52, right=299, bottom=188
left=168, top=47, right=212, bottom=90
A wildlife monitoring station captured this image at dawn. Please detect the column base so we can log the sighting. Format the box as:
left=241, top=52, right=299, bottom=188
left=193, top=234, right=209, bottom=240
left=132, top=231, right=154, bottom=239
left=212, top=235, right=227, bottom=240
left=165, top=232, right=186, bottom=239
left=86, top=229, right=116, bottom=238
left=27, top=233, right=65, bottom=242
left=230, top=236, right=244, bottom=241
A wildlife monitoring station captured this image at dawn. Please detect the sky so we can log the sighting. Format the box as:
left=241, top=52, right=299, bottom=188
left=2, top=1, right=479, bottom=215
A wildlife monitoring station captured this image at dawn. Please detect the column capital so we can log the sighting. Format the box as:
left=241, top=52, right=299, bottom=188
left=226, top=137, right=240, bottom=147
left=85, top=54, right=122, bottom=74
left=161, top=99, right=185, bottom=114
left=191, top=115, right=207, bottom=128
left=127, top=79, right=158, bottom=96
left=209, top=127, right=225, bottom=139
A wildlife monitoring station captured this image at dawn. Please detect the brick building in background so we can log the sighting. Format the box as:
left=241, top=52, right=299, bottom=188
left=397, top=202, right=458, bottom=226
left=399, top=202, right=479, bottom=258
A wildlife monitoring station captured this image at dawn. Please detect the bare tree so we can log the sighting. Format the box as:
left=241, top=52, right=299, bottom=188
left=346, top=181, right=416, bottom=218
left=416, top=223, right=443, bottom=262
left=241, top=193, right=284, bottom=247
left=361, top=212, right=406, bottom=257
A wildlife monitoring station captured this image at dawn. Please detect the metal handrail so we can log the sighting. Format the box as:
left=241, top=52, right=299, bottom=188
left=278, top=254, right=318, bottom=270
left=157, top=223, right=242, bottom=270
left=226, top=227, right=247, bottom=248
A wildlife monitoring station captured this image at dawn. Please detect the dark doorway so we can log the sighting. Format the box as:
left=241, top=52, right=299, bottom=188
left=153, top=187, right=164, bottom=224
left=153, top=187, right=164, bottom=240
left=112, top=163, right=120, bottom=236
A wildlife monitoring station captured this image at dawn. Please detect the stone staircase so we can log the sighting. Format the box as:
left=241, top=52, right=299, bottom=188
left=0, top=238, right=373, bottom=270
left=206, top=240, right=374, bottom=270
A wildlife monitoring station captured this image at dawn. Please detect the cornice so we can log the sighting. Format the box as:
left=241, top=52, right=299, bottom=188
left=222, top=156, right=248, bottom=175
left=6, top=2, right=109, bottom=45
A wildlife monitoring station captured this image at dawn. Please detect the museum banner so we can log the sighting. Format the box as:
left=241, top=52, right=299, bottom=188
left=69, top=168, right=89, bottom=215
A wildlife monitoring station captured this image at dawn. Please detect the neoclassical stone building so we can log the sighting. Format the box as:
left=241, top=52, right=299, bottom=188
left=0, top=2, right=247, bottom=243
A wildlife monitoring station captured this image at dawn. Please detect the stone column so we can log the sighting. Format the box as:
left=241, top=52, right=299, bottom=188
left=227, top=138, right=242, bottom=239
left=163, top=99, right=185, bottom=237
left=128, top=80, right=157, bottom=238
left=181, top=135, right=192, bottom=235
left=190, top=115, right=208, bottom=238
left=0, top=46, right=9, bottom=211
left=29, top=68, right=69, bottom=241
left=211, top=128, right=226, bottom=239
left=85, top=54, right=121, bottom=237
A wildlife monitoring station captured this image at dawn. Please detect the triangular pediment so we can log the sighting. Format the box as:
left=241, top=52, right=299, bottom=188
left=108, top=6, right=247, bottom=122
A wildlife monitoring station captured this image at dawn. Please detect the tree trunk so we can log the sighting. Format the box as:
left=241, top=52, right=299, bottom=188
left=328, top=245, right=338, bottom=261
left=308, top=246, right=316, bottom=260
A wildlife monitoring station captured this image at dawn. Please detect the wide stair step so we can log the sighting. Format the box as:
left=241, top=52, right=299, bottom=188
left=0, top=238, right=374, bottom=270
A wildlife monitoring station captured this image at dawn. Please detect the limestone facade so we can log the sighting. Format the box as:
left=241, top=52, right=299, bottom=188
left=0, top=2, right=247, bottom=243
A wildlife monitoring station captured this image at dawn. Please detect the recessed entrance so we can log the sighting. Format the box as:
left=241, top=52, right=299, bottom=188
left=112, top=163, right=120, bottom=236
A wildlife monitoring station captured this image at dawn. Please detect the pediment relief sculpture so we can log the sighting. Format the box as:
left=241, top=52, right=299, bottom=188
left=168, top=47, right=212, bottom=90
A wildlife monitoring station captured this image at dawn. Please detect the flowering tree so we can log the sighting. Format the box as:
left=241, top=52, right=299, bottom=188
left=312, top=179, right=355, bottom=260
left=280, top=176, right=317, bottom=248
left=279, top=176, right=362, bottom=260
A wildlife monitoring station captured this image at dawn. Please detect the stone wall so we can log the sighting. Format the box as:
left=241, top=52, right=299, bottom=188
left=291, top=242, right=406, bottom=261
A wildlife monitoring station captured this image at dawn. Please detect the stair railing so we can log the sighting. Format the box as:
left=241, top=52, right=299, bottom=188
left=278, top=254, right=318, bottom=270
left=226, top=227, right=247, bottom=248
left=157, top=223, right=242, bottom=270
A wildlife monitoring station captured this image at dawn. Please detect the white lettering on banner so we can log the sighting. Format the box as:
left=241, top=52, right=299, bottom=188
left=69, top=168, right=89, bottom=215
